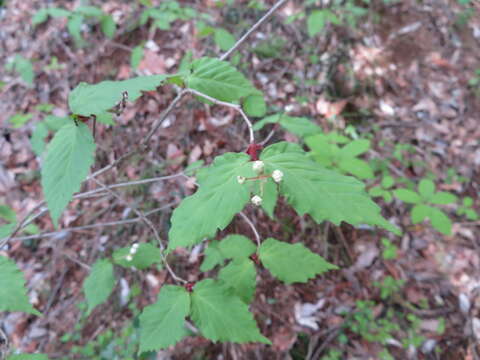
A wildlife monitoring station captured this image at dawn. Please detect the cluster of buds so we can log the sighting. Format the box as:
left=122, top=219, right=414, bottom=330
left=272, top=169, right=283, bottom=183
left=125, top=242, right=139, bottom=262
left=252, top=160, right=265, bottom=173
left=251, top=195, right=262, bottom=206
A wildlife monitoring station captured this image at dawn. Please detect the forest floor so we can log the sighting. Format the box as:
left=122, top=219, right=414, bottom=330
left=1, top=0, right=480, bottom=359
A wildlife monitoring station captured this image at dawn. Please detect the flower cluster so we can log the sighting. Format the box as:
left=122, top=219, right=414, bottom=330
left=125, top=242, right=139, bottom=262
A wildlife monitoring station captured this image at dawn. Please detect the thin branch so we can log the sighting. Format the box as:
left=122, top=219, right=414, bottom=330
left=91, top=177, right=187, bottom=284
left=219, top=0, right=289, bottom=61
left=238, top=211, right=261, bottom=248
left=5, top=203, right=178, bottom=242
left=186, top=88, right=255, bottom=144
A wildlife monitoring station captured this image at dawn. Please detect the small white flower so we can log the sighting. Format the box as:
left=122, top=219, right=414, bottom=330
left=237, top=176, right=246, bottom=184
left=251, top=195, right=262, bottom=206
left=130, top=243, right=139, bottom=254
left=252, top=160, right=264, bottom=173
left=126, top=255, right=133, bottom=262
left=272, top=169, right=284, bottom=183
left=132, top=243, right=139, bottom=250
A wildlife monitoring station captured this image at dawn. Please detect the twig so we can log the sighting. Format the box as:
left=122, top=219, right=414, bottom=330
left=5, top=202, right=178, bottom=242
left=186, top=88, right=255, bottom=144
left=219, top=0, right=289, bottom=61
left=238, top=211, right=261, bottom=248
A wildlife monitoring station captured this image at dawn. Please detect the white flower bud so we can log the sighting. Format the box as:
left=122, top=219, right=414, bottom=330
left=130, top=243, right=139, bottom=254
left=237, top=176, right=246, bottom=184
left=132, top=243, right=139, bottom=250
left=252, top=160, right=264, bottom=173
left=272, top=169, right=284, bottom=183
left=251, top=195, right=262, bottom=206
left=126, top=255, right=133, bottom=262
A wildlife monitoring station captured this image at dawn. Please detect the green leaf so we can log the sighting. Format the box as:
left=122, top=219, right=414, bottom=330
left=32, top=9, right=49, bottom=26
left=139, top=285, right=190, bottom=352
left=185, top=57, right=255, bottom=102
left=243, top=94, right=267, bottom=117
left=418, top=179, right=435, bottom=200
left=200, top=240, right=224, bottom=271
left=10, top=56, right=35, bottom=85
left=7, top=355, right=49, bottom=360
left=337, top=157, right=374, bottom=179
left=68, top=75, right=168, bottom=116
left=0, top=223, right=16, bottom=239
left=48, top=8, right=71, bottom=17
left=0, top=255, right=40, bottom=315
left=260, top=142, right=400, bottom=234
left=254, top=114, right=322, bottom=138
left=0, top=205, right=16, bottom=222
left=191, top=279, right=270, bottom=344
left=9, top=113, right=33, bottom=128
left=463, top=197, right=473, bottom=207
left=113, top=243, right=161, bottom=269
left=41, top=122, right=96, bottom=226
left=411, top=204, right=431, bottom=224
left=307, top=9, right=339, bottom=37
left=76, top=6, right=103, bottom=18
left=260, top=178, right=278, bottom=218
left=214, top=28, right=236, bottom=51
left=67, top=14, right=85, bottom=46
left=218, top=258, right=256, bottom=303
left=168, top=153, right=256, bottom=251
left=338, top=139, right=370, bottom=157
left=381, top=176, right=394, bottom=189
left=218, top=234, right=256, bottom=260
left=465, top=208, right=478, bottom=220
left=258, top=238, right=337, bottom=284
left=83, top=259, right=115, bottom=314
left=368, top=186, right=383, bottom=197
left=393, top=189, right=421, bottom=204
left=30, top=122, right=49, bottom=156
left=130, top=45, right=144, bottom=70
left=430, top=208, right=452, bottom=235
left=430, top=191, right=457, bottom=205
left=100, top=15, right=116, bottom=38
left=44, top=115, right=69, bottom=131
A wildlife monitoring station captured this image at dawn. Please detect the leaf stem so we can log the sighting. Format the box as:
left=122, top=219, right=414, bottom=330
left=238, top=211, right=261, bottom=248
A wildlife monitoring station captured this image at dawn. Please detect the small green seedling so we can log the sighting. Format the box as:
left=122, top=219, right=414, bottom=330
left=373, top=276, right=405, bottom=300
left=381, top=238, right=398, bottom=260
left=394, top=179, right=457, bottom=235
left=306, top=133, right=374, bottom=179
left=457, top=197, right=478, bottom=220
left=369, top=175, right=395, bottom=203
left=5, top=55, right=34, bottom=85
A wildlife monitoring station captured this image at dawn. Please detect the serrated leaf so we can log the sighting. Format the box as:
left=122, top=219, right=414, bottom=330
left=41, top=122, right=95, bottom=226
left=200, top=240, right=224, bottom=271
left=0, top=255, right=40, bottom=315
left=185, top=57, right=255, bottom=102
left=7, top=355, right=49, bottom=360
left=113, top=243, right=161, bottom=269
left=258, top=238, right=337, bottom=284
left=411, top=204, right=431, bottom=224
left=30, top=122, right=49, bottom=156
left=430, top=191, right=457, bottom=205
left=68, top=75, right=168, bottom=116
left=100, top=15, right=116, bottom=38
left=260, top=142, right=400, bottom=234
left=139, top=285, right=190, bottom=352
left=130, top=45, right=144, bottom=70
left=254, top=114, right=322, bottom=138
left=83, top=259, right=115, bottom=314
left=214, top=28, right=236, bottom=51
left=191, top=279, right=270, bottom=344
left=243, top=94, right=267, bottom=117
left=218, top=258, right=256, bottom=303
left=418, top=179, right=435, bottom=200
left=218, top=234, right=256, bottom=260
left=168, top=153, right=256, bottom=251
left=430, top=208, right=452, bottom=235
left=393, top=189, right=421, bottom=204
left=260, top=178, right=278, bottom=218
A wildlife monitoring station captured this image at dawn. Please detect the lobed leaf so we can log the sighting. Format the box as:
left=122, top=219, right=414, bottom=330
left=191, top=279, right=270, bottom=344
left=83, top=259, right=115, bottom=314
left=0, top=256, right=40, bottom=315
left=41, top=122, right=95, bottom=226
left=168, top=153, right=256, bottom=251
left=218, top=258, right=256, bottom=303
left=260, top=142, right=400, bottom=234
left=139, top=285, right=190, bottom=352
left=258, top=238, right=337, bottom=284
